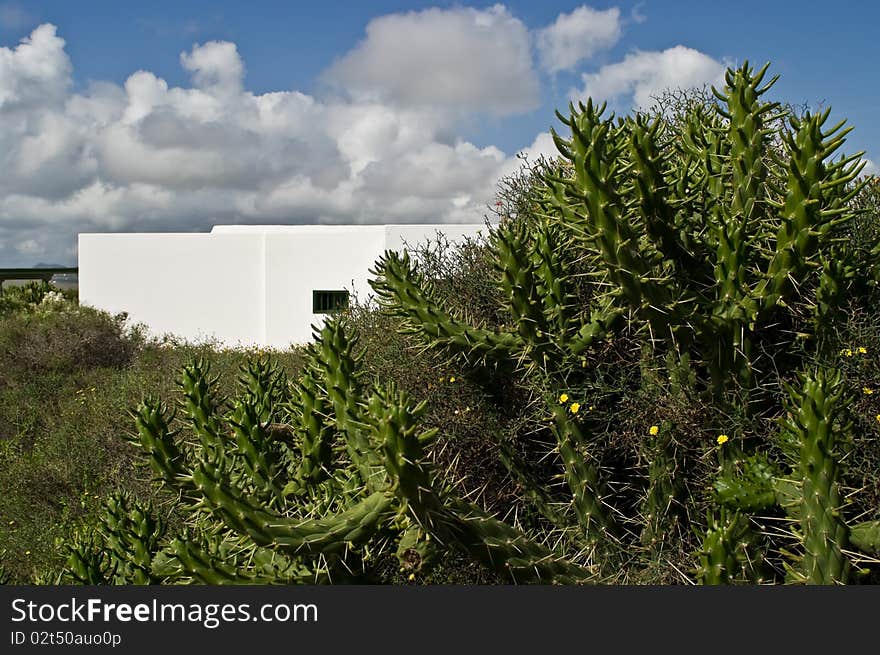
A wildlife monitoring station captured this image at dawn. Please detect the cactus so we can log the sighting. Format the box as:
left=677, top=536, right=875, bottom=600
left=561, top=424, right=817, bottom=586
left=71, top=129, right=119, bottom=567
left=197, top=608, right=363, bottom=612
left=59, top=493, right=165, bottom=585
left=372, top=62, right=866, bottom=396
left=368, top=61, right=876, bottom=583
left=696, top=509, right=764, bottom=585
left=713, top=368, right=880, bottom=584
left=60, top=318, right=598, bottom=585
left=780, top=369, right=850, bottom=583
left=849, top=521, right=880, bottom=556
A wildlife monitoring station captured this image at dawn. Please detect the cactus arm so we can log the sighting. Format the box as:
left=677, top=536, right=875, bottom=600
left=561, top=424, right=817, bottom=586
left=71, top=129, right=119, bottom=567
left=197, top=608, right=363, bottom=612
left=228, top=401, right=285, bottom=505
left=779, top=369, right=851, bottom=584
left=289, top=369, right=335, bottom=489
left=312, top=320, right=386, bottom=492
left=179, top=359, right=227, bottom=466
left=493, top=222, right=551, bottom=351
left=130, top=400, right=192, bottom=491
left=550, top=404, right=617, bottom=541
left=696, top=509, right=759, bottom=585
left=713, top=454, right=780, bottom=512
left=569, top=294, right=625, bottom=355
left=443, top=497, right=599, bottom=584
left=153, top=537, right=331, bottom=585
left=628, top=115, right=708, bottom=279
left=100, top=493, right=165, bottom=584
left=191, top=458, right=394, bottom=555
left=497, top=441, right=569, bottom=528
left=848, top=521, right=880, bottom=556
left=61, top=533, right=117, bottom=585
left=639, top=425, right=685, bottom=548
left=562, top=103, right=660, bottom=312
left=370, top=250, right=524, bottom=364
left=238, top=356, right=289, bottom=424
left=761, top=112, right=862, bottom=316
left=371, top=383, right=597, bottom=584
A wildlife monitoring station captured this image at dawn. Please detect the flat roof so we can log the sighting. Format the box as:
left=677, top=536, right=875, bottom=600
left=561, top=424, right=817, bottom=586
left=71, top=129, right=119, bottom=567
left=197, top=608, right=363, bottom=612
left=78, top=223, right=492, bottom=237
left=209, top=224, right=488, bottom=234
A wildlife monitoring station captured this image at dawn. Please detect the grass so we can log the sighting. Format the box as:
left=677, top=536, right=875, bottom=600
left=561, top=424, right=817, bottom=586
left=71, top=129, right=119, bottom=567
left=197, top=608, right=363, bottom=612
left=0, top=283, right=307, bottom=583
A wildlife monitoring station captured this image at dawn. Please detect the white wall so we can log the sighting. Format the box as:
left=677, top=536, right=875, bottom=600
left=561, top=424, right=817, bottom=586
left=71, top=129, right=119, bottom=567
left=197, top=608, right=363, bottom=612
left=78, top=224, right=487, bottom=349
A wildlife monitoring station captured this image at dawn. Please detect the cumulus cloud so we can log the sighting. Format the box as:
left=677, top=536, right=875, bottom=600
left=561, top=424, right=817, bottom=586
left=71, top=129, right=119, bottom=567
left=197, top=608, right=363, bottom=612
left=322, top=4, right=539, bottom=115
left=179, top=40, right=245, bottom=96
left=0, top=23, right=71, bottom=109
left=573, top=45, right=727, bottom=109
left=0, top=23, right=530, bottom=265
left=536, top=5, right=622, bottom=73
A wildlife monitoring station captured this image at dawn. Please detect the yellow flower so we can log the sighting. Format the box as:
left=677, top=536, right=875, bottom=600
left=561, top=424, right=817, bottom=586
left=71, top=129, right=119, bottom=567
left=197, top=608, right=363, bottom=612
left=864, top=387, right=874, bottom=395
left=876, top=414, right=880, bottom=424
left=25, top=550, right=31, bottom=556
left=449, top=376, right=456, bottom=383
left=407, top=573, right=416, bottom=581
left=858, top=346, right=867, bottom=354
left=648, top=425, right=659, bottom=436
left=717, top=434, right=729, bottom=445
left=589, top=406, right=595, bottom=412
left=558, top=393, right=569, bottom=404
left=569, top=402, right=581, bottom=414
left=845, top=349, right=854, bottom=357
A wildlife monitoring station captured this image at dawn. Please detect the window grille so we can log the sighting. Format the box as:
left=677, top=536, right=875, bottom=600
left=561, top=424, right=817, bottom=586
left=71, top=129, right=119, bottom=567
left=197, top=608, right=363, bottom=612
left=312, top=290, right=349, bottom=314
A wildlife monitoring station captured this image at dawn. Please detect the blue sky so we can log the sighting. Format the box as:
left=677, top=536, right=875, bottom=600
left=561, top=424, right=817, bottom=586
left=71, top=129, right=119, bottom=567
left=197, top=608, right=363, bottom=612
left=0, top=1, right=877, bottom=265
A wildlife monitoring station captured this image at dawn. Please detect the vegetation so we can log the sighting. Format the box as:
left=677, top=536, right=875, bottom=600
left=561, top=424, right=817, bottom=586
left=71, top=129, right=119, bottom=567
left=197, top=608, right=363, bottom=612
left=0, top=281, right=305, bottom=583
left=2, top=61, right=879, bottom=584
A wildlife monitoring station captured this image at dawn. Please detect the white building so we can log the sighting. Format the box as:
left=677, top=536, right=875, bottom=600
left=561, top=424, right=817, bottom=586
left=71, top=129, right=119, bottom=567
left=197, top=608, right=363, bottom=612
left=78, top=224, right=488, bottom=349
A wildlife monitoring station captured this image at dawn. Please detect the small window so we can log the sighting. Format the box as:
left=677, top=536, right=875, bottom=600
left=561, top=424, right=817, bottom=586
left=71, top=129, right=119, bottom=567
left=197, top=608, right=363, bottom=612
left=312, top=290, right=350, bottom=314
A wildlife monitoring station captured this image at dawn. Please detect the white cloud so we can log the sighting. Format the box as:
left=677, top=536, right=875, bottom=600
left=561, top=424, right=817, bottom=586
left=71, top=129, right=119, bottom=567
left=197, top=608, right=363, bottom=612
left=0, top=23, right=535, bottom=265
left=180, top=40, right=245, bottom=97
left=863, top=159, right=878, bottom=177
left=536, top=5, right=622, bottom=73
left=322, top=4, right=539, bottom=115
left=0, top=23, right=71, bottom=109
left=573, top=45, right=727, bottom=110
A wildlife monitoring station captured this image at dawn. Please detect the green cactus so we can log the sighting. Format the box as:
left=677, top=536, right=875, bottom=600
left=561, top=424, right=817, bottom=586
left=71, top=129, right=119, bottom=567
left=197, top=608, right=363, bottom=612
left=59, top=493, right=165, bottom=585
left=368, top=61, right=876, bottom=583
left=779, top=368, right=851, bottom=584
left=713, top=368, right=880, bottom=584
left=373, top=62, right=866, bottom=396
left=696, top=509, right=764, bottom=585
left=60, top=318, right=599, bottom=585
left=62, top=532, right=116, bottom=585
left=849, top=521, right=880, bottom=556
